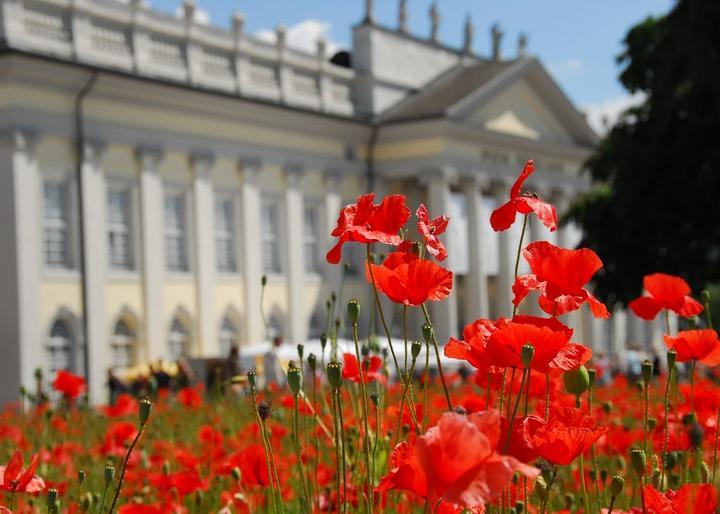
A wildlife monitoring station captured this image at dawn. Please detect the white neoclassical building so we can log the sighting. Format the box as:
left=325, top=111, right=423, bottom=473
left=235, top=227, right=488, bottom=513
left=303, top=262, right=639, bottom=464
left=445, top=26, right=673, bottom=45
left=0, top=0, right=664, bottom=403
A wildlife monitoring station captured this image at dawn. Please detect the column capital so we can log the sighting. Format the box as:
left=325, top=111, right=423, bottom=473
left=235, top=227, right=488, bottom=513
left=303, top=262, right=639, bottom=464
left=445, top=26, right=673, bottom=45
left=0, top=127, right=39, bottom=155
left=83, top=139, right=106, bottom=167
left=418, top=165, right=458, bottom=187
left=284, top=163, right=304, bottom=187
left=238, top=156, right=261, bottom=184
left=190, top=151, right=215, bottom=178
left=462, top=172, right=491, bottom=192
left=135, top=145, right=164, bottom=171
left=324, top=168, right=342, bottom=191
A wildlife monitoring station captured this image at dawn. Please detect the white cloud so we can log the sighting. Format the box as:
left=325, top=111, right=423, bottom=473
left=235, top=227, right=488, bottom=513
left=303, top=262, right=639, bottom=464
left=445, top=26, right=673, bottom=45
left=550, top=58, right=584, bottom=77
left=255, top=19, right=340, bottom=55
left=174, top=4, right=210, bottom=25
left=582, top=93, right=645, bottom=135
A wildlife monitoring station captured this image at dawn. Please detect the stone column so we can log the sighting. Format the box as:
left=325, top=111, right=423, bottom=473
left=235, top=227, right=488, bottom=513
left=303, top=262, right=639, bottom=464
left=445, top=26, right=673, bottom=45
left=191, top=153, right=216, bottom=356
left=0, top=129, right=41, bottom=406
left=137, top=146, right=164, bottom=362
left=323, top=170, right=343, bottom=288
left=612, top=309, right=628, bottom=370
left=493, top=179, right=515, bottom=318
left=81, top=140, right=108, bottom=403
left=284, top=165, right=306, bottom=344
left=464, top=174, right=489, bottom=320
left=424, top=167, right=458, bottom=342
left=239, top=158, right=263, bottom=344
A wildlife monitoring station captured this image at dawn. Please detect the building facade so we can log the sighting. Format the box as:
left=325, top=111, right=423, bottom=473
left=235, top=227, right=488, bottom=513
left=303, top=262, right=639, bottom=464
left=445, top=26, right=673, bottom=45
left=0, top=0, right=664, bottom=404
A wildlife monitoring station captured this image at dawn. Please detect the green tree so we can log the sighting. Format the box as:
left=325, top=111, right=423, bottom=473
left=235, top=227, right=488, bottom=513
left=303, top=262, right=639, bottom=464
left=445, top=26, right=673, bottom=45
left=569, top=0, right=720, bottom=308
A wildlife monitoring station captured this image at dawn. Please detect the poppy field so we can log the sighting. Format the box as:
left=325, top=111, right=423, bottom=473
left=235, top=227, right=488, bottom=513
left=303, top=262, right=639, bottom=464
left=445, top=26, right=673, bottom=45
left=2, top=160, right=719, bottom=513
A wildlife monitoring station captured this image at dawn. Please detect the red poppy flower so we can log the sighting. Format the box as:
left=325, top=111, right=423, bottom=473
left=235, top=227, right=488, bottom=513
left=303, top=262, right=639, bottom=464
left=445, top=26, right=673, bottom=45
left=366, top=251, right=453, bottom=306
left=526, top=406, right=607, bottom=465
left=177, top=387, right=203, bottom=409
left=664, top=329, right=720, bottom=366
left=486, top=316, right=590, bottom=374
left=499, top=415, right=545, bottom=463
left=0, top=451, right=45, bottom=493
left=513, top=241, right=610, bottom=318
left=644, top=483, right=718, bottom=514
left=445, top=318, right=499, bottom=374
left=326, top=193, right=411, bottom=264
left=416, top=203, right=449, bottom=261
left=629, top=273, right=704, bottom=321
left=52, top=370, right=86, bottom=400
left=102, top=393, right=138, bottom=418
left=490, top=161, right=557, bottom=232
left=379, top=411, right=538, bottom=508
left=342, top=353, right=386, bottom=384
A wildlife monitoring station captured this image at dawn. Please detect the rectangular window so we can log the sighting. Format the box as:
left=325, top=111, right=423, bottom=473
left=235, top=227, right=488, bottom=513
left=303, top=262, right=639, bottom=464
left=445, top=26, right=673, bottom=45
left=164, top=192, right=188, bottom=271
left=303, top=203, right=320, bottom=273
left=215, top=197, right=236, bottom=272
left=43, top=181, right=70, bottom=268
left=107, top=188, right=133, bottom=270
left=261, top=199, right=281, bottom=273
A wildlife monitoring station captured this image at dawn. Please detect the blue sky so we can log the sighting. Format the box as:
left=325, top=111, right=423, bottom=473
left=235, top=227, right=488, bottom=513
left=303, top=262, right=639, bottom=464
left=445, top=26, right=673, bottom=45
left=153, top=0, right=674, bottom=130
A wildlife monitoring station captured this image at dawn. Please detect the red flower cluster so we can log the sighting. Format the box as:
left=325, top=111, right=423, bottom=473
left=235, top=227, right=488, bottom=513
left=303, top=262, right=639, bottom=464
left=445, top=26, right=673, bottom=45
left=52, top=370, right=86, bottom=400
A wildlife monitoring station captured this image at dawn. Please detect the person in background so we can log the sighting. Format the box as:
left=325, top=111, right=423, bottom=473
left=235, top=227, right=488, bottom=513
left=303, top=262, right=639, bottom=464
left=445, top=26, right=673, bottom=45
left=263, top=336, right=286, bottom=387
left=175, top=357, right=196, bottom=390
left=107, top=369, right=127, bottom=405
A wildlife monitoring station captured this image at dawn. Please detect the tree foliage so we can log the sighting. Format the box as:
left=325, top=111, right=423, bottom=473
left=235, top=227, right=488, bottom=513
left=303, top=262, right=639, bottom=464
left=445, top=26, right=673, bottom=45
left=569, top=0, right=720, bottom=307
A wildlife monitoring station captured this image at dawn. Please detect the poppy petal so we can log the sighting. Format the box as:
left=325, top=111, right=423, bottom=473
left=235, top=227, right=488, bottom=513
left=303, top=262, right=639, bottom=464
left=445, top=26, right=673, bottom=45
left=629, top=296, right=663, bottom=321
left=489, top=200, right=518, bottom=232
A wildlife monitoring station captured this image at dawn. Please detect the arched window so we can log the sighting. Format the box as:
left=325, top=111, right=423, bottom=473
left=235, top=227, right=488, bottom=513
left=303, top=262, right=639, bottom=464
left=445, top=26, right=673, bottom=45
left=47, top=319, right=74, bottom=373
left=112, top=319, right=137, bottom=371
left=168, top=318, right=189, bottom=361
left=308, top=312, right=324, bottom=340
left=219, top=316, right=238, bottom=355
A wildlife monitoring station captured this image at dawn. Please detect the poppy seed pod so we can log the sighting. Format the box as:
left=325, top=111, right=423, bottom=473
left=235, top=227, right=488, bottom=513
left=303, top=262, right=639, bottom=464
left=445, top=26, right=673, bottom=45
left=630, top=448, right=647, bottom=477
left=287, top=367, right=302, bottom=397
left=307, top=353, right=317, bottom=373
left=411, top=340, right=422, bottom=359
left=600, top=469, right=608, bottom=483
left=139, top=398, right=152, bottom=425
left=411, top=241, right=423, bottom=256
left=587, top=368, right=596, bottom=388
left=104, top=463, right=115, bottom=485
left=347, top=299, right=360, bottom=324
left=641, top=360, right=653, bottom=385
left=327, top=361, right=343, bottom=391
left=247, top=371, right=257, bottom=389
left=521, top=344, right=535, bottom=368
left=261, top=275, right=267, bottom=286
left=47, top=487, right=58, bottom=507
left=297, top=344, right=304, bottom=361
left=667, top=349, right=677, bottom=369
left=689, top=421, right=704, bottom=449
left=647, top=417, right=657, bottom=431
left=564, top=366, right=590, bottom=396
left=369, top=392, right=379, bottom=407
left=534, top=476, right=548, bottom=502
left=422, top=324, right=433, bottom=343
left=610, top=475, right=624, bottom=497
left=515, top=500, right=525, bottom=514
left=78, top=469, right=86, bottom=485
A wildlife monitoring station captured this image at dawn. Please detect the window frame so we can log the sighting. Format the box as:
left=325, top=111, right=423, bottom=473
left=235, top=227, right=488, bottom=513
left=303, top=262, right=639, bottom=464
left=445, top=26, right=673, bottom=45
left=163, top=188, right=192, bottom=273
left=106, top=183, right=135, bottom=271
left=260, top=195, right=283, bottom=275
left=214, top=194, right=238, bottom=274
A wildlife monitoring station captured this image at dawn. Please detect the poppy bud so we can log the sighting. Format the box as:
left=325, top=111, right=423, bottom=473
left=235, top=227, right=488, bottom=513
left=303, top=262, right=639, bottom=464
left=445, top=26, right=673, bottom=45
left=81, top=492, right=92, bottom=512
left=665, top=451, right=677, bottom=470
left=603, top=401, right=612, bottom=414
left=422, top=324, right=433, bottom=343
left=139, top=398, right=152, bottom=425
left=683, top=412, right=696, bottom=425
left=320, top=335, right=327, bottom=350
left=335, top=318, right=341, bottom=331
left=78, top=469, right=86, bottom=485
left=651, top=468, right=661, bottom=488
left=369, top=392, right=379, bottom=407
left=641, top=360, right=653, bottom=385
left=702, top=461, right=710, bottom=483
left=347, top=299, right=360, bottom=325
left=411, top=340, right=422, bottom=360
left=297, top=344, right=304, bottom=361
left=702, top=289, right=711, bottom=304
left=247, top=371, right=257, bottom=389
left=257, top=400, right=272, bottom=420
left=232, top=467, right=242, bottom=482
left=610, top=475, right=624, bottom=498
left=667, top=349, right=677, bottom=369
left=327, top=361, right=343, bottom=391
left=361, top=344, right=370, bottom=357
left=326, top=299, right=332, bottom=310
left=34, top=367, right=43, bottom=380
left=589, top=469, right=596, bottom=481
left=689, top=421, right=704, bottom=449
left=514, top=500, right=524, bottom=514
left=630, top=448, right=646, bottom=477
left=647, top=417, right=657, bottom=431
left=307, top=353, right=317, bottom=373
left=261, top=275, right=267, bottom=286
left=287, top=367, right=302, bottom=397
left=104, top=463, right=115, bottom=485
left=587, top=368, right=596, bottom=388
left=534, top=476, right=548, bottom=502
left=521, top=344, right=534, bottom=368
left=600, top=469, right=608, bottom=483
left=411, top=242, right=422, bottom=256
left=564, top=366, right=590, bottom=396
